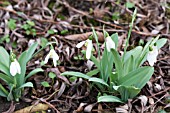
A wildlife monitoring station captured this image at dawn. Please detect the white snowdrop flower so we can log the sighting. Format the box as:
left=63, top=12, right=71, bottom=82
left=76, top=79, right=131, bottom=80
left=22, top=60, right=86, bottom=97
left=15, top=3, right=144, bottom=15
left=44, top=49, right=59, bottom=67
left=147, top=46, right=158, bottom=66
left=76, top=39, right=93, bottom=59
left=105, top=36, right=115, bottom=52
left=76, top=41, right=86, bottom=48
left=10, top=59, right=21, bottom=76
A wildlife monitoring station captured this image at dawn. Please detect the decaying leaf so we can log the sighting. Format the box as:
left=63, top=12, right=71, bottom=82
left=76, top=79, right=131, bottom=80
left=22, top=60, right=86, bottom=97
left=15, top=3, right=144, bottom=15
left=14, top=103, right=49, bottom=113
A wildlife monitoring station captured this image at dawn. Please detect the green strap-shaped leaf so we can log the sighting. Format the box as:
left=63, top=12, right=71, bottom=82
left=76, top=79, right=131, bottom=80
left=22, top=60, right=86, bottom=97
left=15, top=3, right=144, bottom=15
left=25, top=68, right=44, bottom=80
left=86, top=69, right=99, bottom=77
left=0, top=47, right=10, bottom=75
left=123, top=46, right=143, bottom=63
left=100, top=49, right=113, bottom=82
left=123, top=55, right=135, bottom=75
left=118, top=67, right=154, bottom=89
left=0, top=46, right=10, bottom=67
left=90, top=55, right=100, bottom=69
left=156, top=38, right=167, bottom=49
left=98, top=95, right=123, bottom=103
left=17, top=51, right=27, bottom=87
left=26, top=42, right=38, bottom=62
left=18, top=82, right=33, bottom=89
left=0, top=84, right=9, bottom=97
left=0, top=62, right=10, bottom=75
left=61, top=71, right=90, bottom=79
left=113, top=85, right=140, bottom=102
left=89, top=77, right=109, bottom=87
left=17, top=43, right=38, bottom=87
left=0, top=73, right=13, bottom=84
left=111, top=49, right=124, bottom=80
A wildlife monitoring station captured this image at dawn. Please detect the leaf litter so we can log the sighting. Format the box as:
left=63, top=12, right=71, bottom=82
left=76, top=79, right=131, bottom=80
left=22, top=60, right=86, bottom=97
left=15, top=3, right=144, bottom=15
left=0, top=0, right=169, bottom=112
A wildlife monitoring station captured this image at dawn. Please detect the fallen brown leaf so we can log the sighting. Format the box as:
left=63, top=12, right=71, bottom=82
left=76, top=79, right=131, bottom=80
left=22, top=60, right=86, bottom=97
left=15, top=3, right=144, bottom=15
left=14, top=103, right=49, bottom=113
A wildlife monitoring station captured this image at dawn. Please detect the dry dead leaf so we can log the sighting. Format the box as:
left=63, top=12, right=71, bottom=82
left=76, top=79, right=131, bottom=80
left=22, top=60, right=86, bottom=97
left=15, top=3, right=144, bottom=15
left=64, top=31, right=104, bottom=42
left=14, top=103, right=49, bottom=113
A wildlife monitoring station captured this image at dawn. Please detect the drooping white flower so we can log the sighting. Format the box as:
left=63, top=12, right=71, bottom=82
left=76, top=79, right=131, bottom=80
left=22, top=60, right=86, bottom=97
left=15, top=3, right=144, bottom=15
left=76, top=39, right=93, bottom=59
left=147, top=46, right=158, bottom=66
left=76, top=41, right=86, bottom=48
left=105, top=36, right=115, bottom=52
left=10, top=59, right=21, bottom=76
left=44, top=49, right=59, bottom=67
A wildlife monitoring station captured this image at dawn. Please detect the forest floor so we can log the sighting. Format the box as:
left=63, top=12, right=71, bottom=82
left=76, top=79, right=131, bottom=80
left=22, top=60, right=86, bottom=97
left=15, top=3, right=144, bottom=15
left=0, top=0, right=170, bottom=113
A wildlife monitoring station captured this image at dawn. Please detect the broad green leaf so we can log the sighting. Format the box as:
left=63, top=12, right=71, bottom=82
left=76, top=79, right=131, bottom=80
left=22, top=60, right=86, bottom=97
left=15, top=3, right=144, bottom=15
left=18, top=82, right=33, bottom=89
left=0, top=62, right=10, bottom=75
left=123, top=46, right=143, bottom=63
left=98, top=95, right=123, bottom=103
left=111, top=33, right=119, bottom=48
left=26, top=20, right=35, bottom=26
left=137, top=40, right=152, bottom=67
left=111, top=49, right=124, bottom=80
left=100, top=49, right=114, bottom=82
left=0, top=84, right=8, bottom=97
left=89, top=77, right=109, bottom=87
left=60, top=30, right=68, bottom=35
left=47, top=29, right=55, bottom=35
left=118, top=67, right=154, bottom=89
left=123, top=55, right=135, bottom=75
left=7, top=19, right=16, bottom=30
left=17, top=51, right=27, bottom=87
left=7, top=84, right=14, bottom=101
left=0, top=46, right=10, bottom=68
left=109, top=72, right=118, bottom=84
left=40, top=38, right=48, bottom=47
left=86, top=69, right=99, bottom=77
left=125, top=2, right=135, bottom=8
left=113, top=85, right=140, bottom=102
left=61, top=71, right=90, bottom=79
left=49, top=72, right=56, bottom=79
left=26, top=42, right=38, bottom=62
left=25, top=68, right=44, bottom=80
left=0, top=73, right=13, bottom=84
left=156, top=38, right=167, bottom=49
left=41, top=81, right=50, bottom=87
left=158, top=109, right=167, bottom=113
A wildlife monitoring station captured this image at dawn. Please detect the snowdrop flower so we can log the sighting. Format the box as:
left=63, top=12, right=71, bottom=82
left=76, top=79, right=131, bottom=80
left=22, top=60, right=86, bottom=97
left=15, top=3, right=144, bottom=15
left=105, top=36, right=115, bottom=52
left=10, top=59, right=21, bottom=76
left=44, top=48, right=59, bottom=67
left=147, top=46, right=158, bottom=66
left=76, top=39, right=93, bottom=59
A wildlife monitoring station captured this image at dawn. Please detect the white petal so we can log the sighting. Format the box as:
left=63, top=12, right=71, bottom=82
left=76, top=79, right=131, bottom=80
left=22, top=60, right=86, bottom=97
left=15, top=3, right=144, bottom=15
left=14, top=59, right=21, bottom=74
left=106, top=41, right=111, bottom=52
left=106, top=36, right=115, bottom=52
left=76, top=41, right=86, bottom=48
left=86, top=40, right=93, bottom=59
left=51, top=49, right=59, bottom=67
left=147, top=46, right=158, bottom=66
left=44, top=52, right=51, bottom=64
left=51, top=49, right=59, bottom=60
left=10, top=62, right=17, bottom=76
